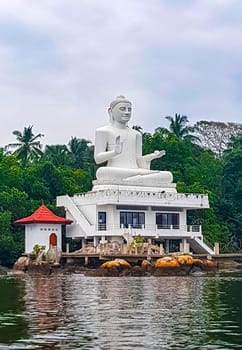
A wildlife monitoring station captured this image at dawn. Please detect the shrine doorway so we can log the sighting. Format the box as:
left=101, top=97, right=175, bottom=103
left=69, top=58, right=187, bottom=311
left=49, top=233, right=57, bottom=247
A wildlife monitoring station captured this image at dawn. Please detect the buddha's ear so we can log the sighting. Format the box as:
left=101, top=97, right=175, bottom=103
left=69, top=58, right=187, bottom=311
left=108, top=107, right=113, bottom=122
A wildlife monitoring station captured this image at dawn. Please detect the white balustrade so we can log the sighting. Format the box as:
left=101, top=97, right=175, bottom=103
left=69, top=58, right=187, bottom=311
left=95, top=223, right=202, bottom=238
left=72, top=190, right=209, bottom=209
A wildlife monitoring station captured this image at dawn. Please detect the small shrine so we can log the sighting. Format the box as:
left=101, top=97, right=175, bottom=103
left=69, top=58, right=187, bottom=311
left=14, top=204, right=72, bottom=253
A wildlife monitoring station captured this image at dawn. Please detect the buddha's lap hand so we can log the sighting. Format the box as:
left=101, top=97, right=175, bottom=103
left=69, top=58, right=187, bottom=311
left=154, top=150, right=166, bottom=158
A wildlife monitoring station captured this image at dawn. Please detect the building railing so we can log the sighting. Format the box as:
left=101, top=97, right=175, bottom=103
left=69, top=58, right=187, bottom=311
left=96, top=223, right=202, bottom=235
left=71, top=190, right=209, bottom=208
left=98, top=223, right=107, bottom=231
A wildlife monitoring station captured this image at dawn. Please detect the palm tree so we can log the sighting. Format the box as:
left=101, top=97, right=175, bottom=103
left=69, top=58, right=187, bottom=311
left=6, top=125, right=44, bottom=166
left=68, top=137, right=92, bottom=169
left=43, top=145, right=72, bottom=167
left=156, top=114, right=199, bottom=142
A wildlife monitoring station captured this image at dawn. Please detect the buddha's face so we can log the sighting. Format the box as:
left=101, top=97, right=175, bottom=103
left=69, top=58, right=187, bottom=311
left=112, top=102, right=132, bottom=124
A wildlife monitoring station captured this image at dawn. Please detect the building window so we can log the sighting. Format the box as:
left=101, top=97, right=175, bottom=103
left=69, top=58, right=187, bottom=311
left=156, top=213, right=179, bottom=229
left=120, top=212, right=145, bottom=229
left=98, top=212, right=106, bottom=231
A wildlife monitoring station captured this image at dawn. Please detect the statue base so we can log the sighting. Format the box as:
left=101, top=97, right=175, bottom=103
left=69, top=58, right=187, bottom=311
left=92, top=181, right=177, bottom=193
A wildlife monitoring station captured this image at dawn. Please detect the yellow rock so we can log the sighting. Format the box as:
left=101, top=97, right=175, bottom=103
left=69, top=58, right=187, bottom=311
left=161, top=256, right=174, bottom=262
left=176, top=255, right=194, bottom=265
left=100, top=259, right=131, bottom=269
left=114, top=259, right=131, bottom=268
left=101, top=260, right=120, bottom=269
left=193, top=259, right=204, bottom=265
left=141, top=260, right=152, bottom=268
left=204, top=259, right=217, bottom=267
left=155, top=258, right=180, bottom=268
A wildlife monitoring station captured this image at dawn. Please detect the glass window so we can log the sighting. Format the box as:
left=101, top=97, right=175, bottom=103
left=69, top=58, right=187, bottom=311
left=156, top=213, right=179, bottom=229
left=120, top=212, right=145, bottom=229
left=98, top=212, right=106, bottom=231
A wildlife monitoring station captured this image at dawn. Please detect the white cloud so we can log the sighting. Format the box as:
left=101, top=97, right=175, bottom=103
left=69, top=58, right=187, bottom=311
left=0, top=0, right=241, bottom=147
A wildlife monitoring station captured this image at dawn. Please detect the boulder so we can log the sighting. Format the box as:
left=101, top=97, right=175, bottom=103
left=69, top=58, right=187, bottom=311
left=176, top=255, right=194, bottom=265
left=113, top=258, right=131, bottom=269
left=46, top=247, right=62, bottom=263
left=141, top=260, right=152, bottom=269
left=13, top=256, right=31, bottom=271
left=100, top=259, right=131, bottom=269
left=154, top=258, right=180, bottom=268
left=100, top=260, right=120, bottom=269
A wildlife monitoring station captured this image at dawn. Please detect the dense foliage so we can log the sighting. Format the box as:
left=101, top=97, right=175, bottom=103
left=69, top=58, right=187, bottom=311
left=0, top=120, right=241, bottom=266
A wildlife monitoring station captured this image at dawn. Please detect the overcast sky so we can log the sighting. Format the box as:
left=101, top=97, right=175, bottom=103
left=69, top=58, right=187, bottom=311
left=0, top=0, right=242, bottom=147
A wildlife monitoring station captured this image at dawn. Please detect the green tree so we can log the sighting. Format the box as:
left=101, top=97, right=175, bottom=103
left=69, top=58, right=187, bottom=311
left=0, top=211, right=21, bottom=266
left=218, top=134, right=242, bottom=250
left=57, top=168, right=92, bottom=195
left=6, top=126, right=44, bottom=166
left=43, top=145, right=72, bottom=167
left=68, top=137, right=93, bottom=170
left=38, top=162, right=62, bottom=199
left=0, top=153, right=23, bottom=191
left=156, top=114, right=199, bottom=142
left=143, top=127, right=225, bottom=247
left=144, top=132, right=203, bottom=184
left=0, top=187, right=29, bottom=221
left=21, top=163, right=52, bottom=201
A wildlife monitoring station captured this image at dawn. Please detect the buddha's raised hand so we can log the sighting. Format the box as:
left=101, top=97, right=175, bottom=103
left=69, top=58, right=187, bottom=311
left=114, top=135, right=122, bottom=154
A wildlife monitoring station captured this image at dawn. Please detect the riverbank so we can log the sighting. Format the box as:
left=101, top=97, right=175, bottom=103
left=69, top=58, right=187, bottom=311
left=11, top=251, right=242, bottom=277
left=12, top=254, right=220, bottom=276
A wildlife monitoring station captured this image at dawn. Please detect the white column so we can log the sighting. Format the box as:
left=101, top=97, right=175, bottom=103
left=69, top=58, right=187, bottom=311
left=93, top=236, right=98, bottom=247
left=66, top=243, right=69, bottom=253
left=165, top=240, right=169, bottom=253
left=183, top=239, right=190, bottom=253
left=214, top=242, right=219, bottom=255
left=159, top=243, right=164, bottom=255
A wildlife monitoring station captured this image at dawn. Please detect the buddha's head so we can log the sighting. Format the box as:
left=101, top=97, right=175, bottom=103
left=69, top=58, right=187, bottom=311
left=108, top=96, right=132, bottom=125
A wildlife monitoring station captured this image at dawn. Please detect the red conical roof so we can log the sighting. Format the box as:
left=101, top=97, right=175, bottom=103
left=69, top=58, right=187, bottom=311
left=14, top=204, right=72, bottom=225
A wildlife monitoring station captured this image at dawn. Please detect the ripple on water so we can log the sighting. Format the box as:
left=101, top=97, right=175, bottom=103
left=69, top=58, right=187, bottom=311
left=0, top=274, right=242, bottom=349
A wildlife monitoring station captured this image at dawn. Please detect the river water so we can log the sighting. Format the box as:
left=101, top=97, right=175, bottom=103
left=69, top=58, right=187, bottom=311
left=0, top=271, right=242, bottom=350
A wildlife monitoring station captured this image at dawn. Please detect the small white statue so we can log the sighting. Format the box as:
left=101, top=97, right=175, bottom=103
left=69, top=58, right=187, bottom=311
left=94, top=96, right=174, bottom=188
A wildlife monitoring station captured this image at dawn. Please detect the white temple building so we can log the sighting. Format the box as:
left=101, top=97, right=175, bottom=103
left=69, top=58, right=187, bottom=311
left=57, top=96, right=214, bottom=255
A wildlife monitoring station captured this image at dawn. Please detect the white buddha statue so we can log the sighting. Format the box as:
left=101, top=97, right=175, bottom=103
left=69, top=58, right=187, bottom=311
left=93, top=96, right=176, bottom=191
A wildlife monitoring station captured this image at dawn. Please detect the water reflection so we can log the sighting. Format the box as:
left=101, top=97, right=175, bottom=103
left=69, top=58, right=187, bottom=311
left=24, top=275, right=65, bottom=334
left=0, top=276, right=28, bottom=344
left=0, top=272, right=242, bottom=349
